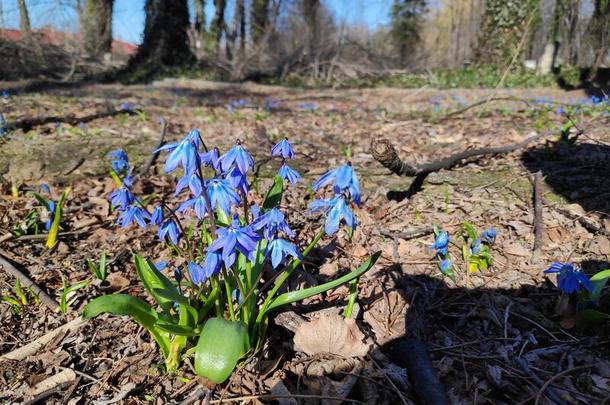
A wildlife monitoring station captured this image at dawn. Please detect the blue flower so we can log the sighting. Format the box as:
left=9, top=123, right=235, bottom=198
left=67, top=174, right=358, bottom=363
left=158, top=219, right=181, bottom=245
left=251, top=207, right=295, bottom=239
left=470, top=239, right=481, bottom=254
left=263, top=97, right=280, bottom=111
left=121, top=102, right=133, bottom=112
left=109, top=186, right=135, bottom=210
left=299, top=102, right=317, bottom=111
left=118, top=205, right=150, bottom=229
left=2, top=90, right=9, bottom=98
left=177, top=195, right=209, bottom=219
left=439, top=259, right=452, bottom=274
left=481, top=228, right=497, bottom=244
left=278, top=164, right=301, bottom=184
left=156, top=129, right=200, bottom=174
left=0, top=113, right=6, bottom=136
left=207, top=178, right=240, bottom=215
left=430, top=231, right=449, bottom=256
left=309, top=196, right=356, bottom=236
left=150, top=206, right=163, bottom=226
left=271, top=138, right=295, bottom=159
left=218, top=141, right=254, bottom=174
left=155, top=261, right=168, bottom=271
left=208, top=216, right=261, bottom=268
left=251, top=204, right=261, bottom=219
left=200, top=148, right=220, bottom=169
left=225, top=166, right=249, bottom=195
left=544, top=262, right=593, bottom=294
left=44, top=200, right=56, bottom=231
left=175, top=172, right=203, bottom=196
left=39, top=183, right=51, bottom=195
left=556, top=106, right=564, bottom=116
left=313, top=163, right=361, bottom=205
left=266, top=238, right=302, bottom=268
left=107, top=149, right=130, bottom=174
left=188, top=253, right=221, bottom=286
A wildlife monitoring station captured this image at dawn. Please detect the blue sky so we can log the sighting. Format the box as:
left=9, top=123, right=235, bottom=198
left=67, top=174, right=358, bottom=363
left=0, top=0, right=392, bottom=45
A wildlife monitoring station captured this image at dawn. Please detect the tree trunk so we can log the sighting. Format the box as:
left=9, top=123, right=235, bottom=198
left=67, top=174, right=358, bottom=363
left=129, top=0, right=193, bottom=72
left=588, top=0, right=610, bottom=68
left=250, top=0, right=269, bottom=44
left=17, top=0, right=33, bottom=44
left=82, top=0, right=114, bottom=60
left=212, top=0, right=227, bottom=55
left=236, top=0, right=246, bottom=57
left=194, top=0, right=206, bottom=54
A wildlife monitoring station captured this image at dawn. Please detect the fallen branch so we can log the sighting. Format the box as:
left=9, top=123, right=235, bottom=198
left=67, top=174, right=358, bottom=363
left=0, top=317, right=86, bottom=361
left=7, top=108, right=138, bottom=132
left=532, top=171, right=544, bottom=252
left=0, top=253, right=59, bottom=311
left=23, top=368, right=76, bottom=405
left=380, top=227, right=434, bottom=241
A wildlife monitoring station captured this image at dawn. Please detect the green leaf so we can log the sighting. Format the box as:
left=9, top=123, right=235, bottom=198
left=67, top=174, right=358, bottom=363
left=589, top=269, right=610, bottom=302
left=262, top=175, right=284, bottom=210
left=576, top=309, right=610, bottom=326
left=155, top=320, right=200, bottom=336
left=461, top=221, right=478, bottom=241
left=83, top=294, right=170, bottom=358
left=46, top=188, right=70, bottom=249
left=30, top=192, right=50, bottom=211
left=195, top=318, right=248, bottom=383
left=265, top=251, right=380, bottom=314
left=134, top=255, right=180, bottom=313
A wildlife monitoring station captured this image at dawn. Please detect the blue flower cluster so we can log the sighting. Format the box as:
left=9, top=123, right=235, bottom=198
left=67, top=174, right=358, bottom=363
left=470, top=228, right=496, bottom=255
left=430, top=231, right=452, bottom=275
left=544, top=262, right=592, bottom=294
left=272, top=138, right=301, bottom=185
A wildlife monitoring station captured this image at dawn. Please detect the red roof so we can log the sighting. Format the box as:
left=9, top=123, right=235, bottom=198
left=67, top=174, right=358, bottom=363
left=1, top=27, right=138, bottom=56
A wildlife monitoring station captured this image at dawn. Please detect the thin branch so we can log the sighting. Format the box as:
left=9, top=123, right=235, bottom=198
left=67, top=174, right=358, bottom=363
left=7, top=108, right=138, bottom=132
left=532, top=171, right=544, bottom=252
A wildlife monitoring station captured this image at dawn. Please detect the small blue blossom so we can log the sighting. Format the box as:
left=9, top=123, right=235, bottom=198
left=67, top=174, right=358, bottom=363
left=544, top=262, right=593, bottom=294
left=54, top=121, right=61, bottom=129
left=470, top=239, right=481, bottom=255
left=313, top=163, right=361, bottom=205
left=309, top=196, right=356, bottom=236
left=118, top=205, right=150, bottom=229
left=207, top=178, right=241, bottom=215
left=155, top=261, right=168, bottom=271
left=177, top=195, right=209, bottom=219
left=156, top=129, right=200, bottom=174
left=481, top=228, right=497, bottom=244
left=556, top=105, right=564, bottom=116
left=150, top=206, right=163, bottom=226
left=1, top=90, right=9, bottom=98
left=188, top=262, right=207, bottom=286
left=44, top=200, right=56, bottom=231
left=109, top=186, right=135, bottom=210
left=439, top=259, right=452, bottom=274
left=225, top=166, right=249, bottom=195
left=251, top=205, right=261, bottom=219
left=208, top=216, right=261, bottom=268
left=175, top=172, right=203, bottom=196
left=39, top=183, right=51, bottom=195
left=271, top=138, right=295, bottom=159
left=218, top=141, right=255, bottom=174
left=107, top=149, right=130, bottom=174
left=251, top=207, right=295, bottom=239
left=299, top=102, right=317, bottom=111
left=278, top=164, right=301, bottom=184
left=430, top=231, right=449, bottom=256
left=158, top=219, right=181, bottom=245
left=263, top=97, right=280, bottom=111
left=188, top=255, right=220, bottom=286
left=266, top=238, right=302, bottom=269
left=121, top=102, right=133, bottom=112
left=200, top=148, right=220, bottom=169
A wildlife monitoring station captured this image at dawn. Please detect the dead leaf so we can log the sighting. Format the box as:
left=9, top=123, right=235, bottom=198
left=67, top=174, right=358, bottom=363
left=503, top=242, right=530, bottom=257
left=293, top=312, right=369, bottom=357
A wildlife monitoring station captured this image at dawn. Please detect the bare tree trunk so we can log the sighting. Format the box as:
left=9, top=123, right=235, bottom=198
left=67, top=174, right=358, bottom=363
left=17, top=0, right=33, bottom=44
left=82, top=0, right=114, bottom=60
left=212, top=0, right=227, bottom=55
left=126, top=0, right=193, bottom=78
left=194, top=0, right=206, bottom=55
left=237, top=0, right=246, bottom=57
left=588, top=0, right=610, bottom=68
left=250, top=0, right=269, bottom=45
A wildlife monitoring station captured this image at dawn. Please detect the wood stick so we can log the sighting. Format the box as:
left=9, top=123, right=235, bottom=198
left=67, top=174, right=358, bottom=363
left=7, top=108, right=138, bottom=132
left=533, top=171, right=544, bottom=252
left=380, top=227, right=434, bottom=240
left=0, top=253, right=59, bottom=311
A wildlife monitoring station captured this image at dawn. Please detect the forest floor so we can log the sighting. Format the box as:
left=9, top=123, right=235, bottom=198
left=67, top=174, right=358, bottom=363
left=0, top=80, right=609, bottom=404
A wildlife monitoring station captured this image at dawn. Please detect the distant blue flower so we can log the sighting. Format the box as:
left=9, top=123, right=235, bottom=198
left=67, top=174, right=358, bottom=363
left=227, top=98, right=251, bottom=113
left=118, top=205, right=149, bottom=229
left=109, top=186, right=134, bottom=210
left=439, top=259, right=452, bottom=274
left=544, top=262, right=592, bottom=294
left=150, top=206, right=163, bottom=226
left=121, top=102, right=133, bottom=112
left=218, top=141, right=254, bottom=174
left=1, top=90, right=9, bottom=98
left=299, top=102, right=317, bottom=111
left=0, top=113, right=6, bottom=136
left=175, top=172, right=203, bottom=196
left=251, top=207, right=295, bottom=239
left=155, top=261, right=168, bottom=271
left=177, top=194, right=209, bottom=219
left=107, top=149, right=130, bottom=174
left=263, top=97, right=280, bottom=111
left=271, top=138, right=295, bottom=159
left=556, top=106, right=564, bottom=116
left=44, top=200, right=56, bottom=231
left=208, top=216, right=261, bottom=268
left=481, top=228, right=497, bottom=244
left=251, top=205, right=261, bottom=219
left=158, top=219, right=181, bottom=245
left=199, top=148, right=220, bottom=169
left=79, top=122, right=86, bottom=130
left=309, top=196, right=356, bottom=236
left=430, top=231, right=449, bottom=256
left=188, top=254, right=221, bottom=286
left=39, top=183, right=51, bottom=195
left=54, top=121, right=61, bottom=129
left=225, top=166, right=249, bottom=195
left=207, top=178, right=240, bottom=215
left=266, top=238, right=302, bottom=268
left=278, top=164, right=301, bottom=184
left=156, top=129, right=200, bottom=174
left=313, top=163, right=361, bottom=205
